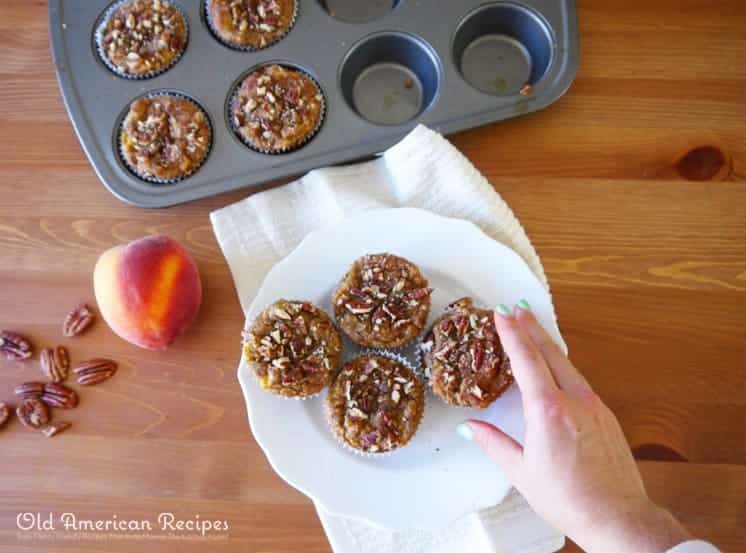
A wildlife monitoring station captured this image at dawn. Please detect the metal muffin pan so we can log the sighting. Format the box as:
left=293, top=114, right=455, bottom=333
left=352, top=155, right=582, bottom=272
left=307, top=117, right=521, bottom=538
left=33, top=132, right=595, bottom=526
left=49, top=0, right=578, bottom=208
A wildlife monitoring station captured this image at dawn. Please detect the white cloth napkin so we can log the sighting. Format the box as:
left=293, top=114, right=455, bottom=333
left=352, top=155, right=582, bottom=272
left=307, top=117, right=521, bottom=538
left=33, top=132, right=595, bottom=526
left=210, top=125, right=565, bottom=553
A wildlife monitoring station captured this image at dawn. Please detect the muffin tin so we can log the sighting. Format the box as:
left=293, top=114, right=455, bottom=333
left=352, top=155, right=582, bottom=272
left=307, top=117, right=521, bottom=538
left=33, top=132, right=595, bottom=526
left=49, top=0, right=578, bottom=208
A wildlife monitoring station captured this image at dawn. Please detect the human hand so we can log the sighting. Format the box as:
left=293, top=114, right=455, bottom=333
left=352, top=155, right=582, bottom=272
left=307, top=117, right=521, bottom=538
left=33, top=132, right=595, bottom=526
left=457, top=301, right=690, bottom=553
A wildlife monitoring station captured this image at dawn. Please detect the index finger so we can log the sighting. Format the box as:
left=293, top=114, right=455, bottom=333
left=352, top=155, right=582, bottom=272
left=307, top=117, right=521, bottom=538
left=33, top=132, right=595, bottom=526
left=494, top=306, right=558, bottom=399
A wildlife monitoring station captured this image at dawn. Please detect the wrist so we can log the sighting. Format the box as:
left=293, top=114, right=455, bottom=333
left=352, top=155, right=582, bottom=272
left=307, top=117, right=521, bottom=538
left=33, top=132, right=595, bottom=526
left=575, top=497, right=690, bottom=553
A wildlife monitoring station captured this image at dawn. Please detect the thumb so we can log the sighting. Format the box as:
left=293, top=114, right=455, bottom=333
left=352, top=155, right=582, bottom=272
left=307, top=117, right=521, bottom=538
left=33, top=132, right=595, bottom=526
left=458, top=420, right=523, bottom=479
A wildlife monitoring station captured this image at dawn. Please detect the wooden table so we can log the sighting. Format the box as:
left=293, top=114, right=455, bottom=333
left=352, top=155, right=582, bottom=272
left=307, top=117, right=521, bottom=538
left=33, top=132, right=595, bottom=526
left=1, top=1, right=744, bottom=551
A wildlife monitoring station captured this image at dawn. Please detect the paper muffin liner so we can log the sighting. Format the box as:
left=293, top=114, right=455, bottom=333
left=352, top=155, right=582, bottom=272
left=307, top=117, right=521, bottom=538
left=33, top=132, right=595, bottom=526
left=203, top=0, right=298, bottom=52
left=117, top=90, right=213, bottom=185
left=94, top=0, right=189, bottom=80
left=325, top=350, right=426, bottom=459
left=228, top=64, right=326, bottom=155
left=241, top=303, right=342, bottom=402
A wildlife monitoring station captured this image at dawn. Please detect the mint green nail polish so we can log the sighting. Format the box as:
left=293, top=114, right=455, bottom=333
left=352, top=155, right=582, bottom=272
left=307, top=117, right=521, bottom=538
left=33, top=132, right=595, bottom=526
left=495, top=304, right=511, bottom=316
left=456, top=423, right=474, bottom=441
left=517, top=299, right=531, bottom=311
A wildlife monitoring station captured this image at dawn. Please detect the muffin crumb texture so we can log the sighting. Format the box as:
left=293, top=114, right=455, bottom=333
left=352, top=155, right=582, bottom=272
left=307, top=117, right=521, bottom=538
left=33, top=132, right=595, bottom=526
left=244, top=300, right=341, bottom=397
left=232, top=64, right=323, bottom=153
left=99, top=0, right=187, bottom=77
left=327, top=354, right=425, bottom=454
left=422, top=297, right=513, bottom=408
left=121, top=95, right=211, bottom=181
left=333, top=253, right=432, bottom=348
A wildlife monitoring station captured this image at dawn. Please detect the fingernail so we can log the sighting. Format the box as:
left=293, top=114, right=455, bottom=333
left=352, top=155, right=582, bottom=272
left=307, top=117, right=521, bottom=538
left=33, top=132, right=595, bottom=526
left=495, top=304, right=511, bottom=317
left=517, top=299, right=531, bottom=311
left=456, top=422, right=474, bottom=441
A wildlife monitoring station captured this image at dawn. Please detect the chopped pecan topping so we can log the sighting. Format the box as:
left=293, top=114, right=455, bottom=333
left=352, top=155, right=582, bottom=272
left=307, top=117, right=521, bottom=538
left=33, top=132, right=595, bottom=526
left=99, top=0, right=186, bottom=76
left=232, top=64, right=323, bottom=152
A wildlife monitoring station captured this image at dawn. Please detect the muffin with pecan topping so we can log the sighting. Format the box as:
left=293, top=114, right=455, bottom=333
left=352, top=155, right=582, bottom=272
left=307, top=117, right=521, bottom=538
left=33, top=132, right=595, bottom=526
left=97, top=0, right=188, bottom=78
left=332, top=254, right=432, bottom=349
left=421, top=297, right=513, bottom=409
left=231, top=64, right=325, bottom=154
left=244, top=300, right=342, bottom=398
left=120, top=94, right=211, bottom=182
left=326, top=353, right=425, bottom=455
left=206, top=0, right=296, bottom=50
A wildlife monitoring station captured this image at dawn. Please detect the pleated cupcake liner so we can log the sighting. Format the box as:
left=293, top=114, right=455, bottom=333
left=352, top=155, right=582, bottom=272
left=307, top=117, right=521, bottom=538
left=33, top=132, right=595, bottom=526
left=94, top=0, right=189, bottom=80
left=204, top=0, right=298, bottom=52
left=325, top=350, right=426, bottom=459
left=117, top=90, right=213, bottom=185
left=228, top=64, right=326, bottom=155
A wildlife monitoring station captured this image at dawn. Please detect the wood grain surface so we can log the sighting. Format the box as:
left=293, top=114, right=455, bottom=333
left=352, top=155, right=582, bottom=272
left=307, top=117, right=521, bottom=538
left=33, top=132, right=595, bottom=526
left=1, top=1, right=745, bottom=552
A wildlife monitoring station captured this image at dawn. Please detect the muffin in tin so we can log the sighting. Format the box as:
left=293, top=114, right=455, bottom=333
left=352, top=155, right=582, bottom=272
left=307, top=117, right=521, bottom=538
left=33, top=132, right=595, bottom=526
left=206, top=0, right=296, bottom=50
left=231, top=64, right=325, bottom=154
left=332, top=253, right=432, bottom=349
left=326, top=353, right=425, bottom=455
left=120, top=94, right=211, bottom=182
left=97, top=0, right=188, bottom=78
left=421, top=297, right=513, bottom=409
left=244, top=299, right=342, bottom=398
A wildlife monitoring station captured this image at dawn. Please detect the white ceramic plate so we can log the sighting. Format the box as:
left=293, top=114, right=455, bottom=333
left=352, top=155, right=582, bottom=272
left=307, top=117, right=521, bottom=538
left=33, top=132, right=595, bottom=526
left=239, top=208, right=566, bottom=530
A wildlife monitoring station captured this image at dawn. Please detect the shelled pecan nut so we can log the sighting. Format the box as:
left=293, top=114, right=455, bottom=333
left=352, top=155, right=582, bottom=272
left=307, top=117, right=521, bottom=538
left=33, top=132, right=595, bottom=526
left=40, top=382, right=79, bottom=409
left=14, top=381, right=45, bottom=399
left=63, top=303, right=95, bottom=337
left=0, top=401, right=9, bottom=429
left=16, top=398, right=49, bottom=429
left=42, top=421, right=71, bottom=438
left=0, top=330, right=33, bottom=360
left=40, top=346, right=70, bottom=383
left=73, top=358, right=117, bottom=386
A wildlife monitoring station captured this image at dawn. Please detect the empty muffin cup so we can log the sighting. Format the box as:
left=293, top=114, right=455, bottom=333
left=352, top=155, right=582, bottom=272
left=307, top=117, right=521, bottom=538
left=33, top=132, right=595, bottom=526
left=339, top=32, right=441, bottom=126
left=453, top=2, right=554, bottom=96
left=319, top=0, right=398, bottom=23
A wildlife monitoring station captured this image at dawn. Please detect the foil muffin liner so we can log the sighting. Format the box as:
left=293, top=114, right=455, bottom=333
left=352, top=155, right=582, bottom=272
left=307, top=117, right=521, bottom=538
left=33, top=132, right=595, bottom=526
left=325, top=349, right=426, bottom=459
left=203, top=0, right=299, bottom=52
left=94, top=0, right=190, bottom=80
left=117, top=90, right=213, bottom=185
left=228, top=64, right=326, bottom=155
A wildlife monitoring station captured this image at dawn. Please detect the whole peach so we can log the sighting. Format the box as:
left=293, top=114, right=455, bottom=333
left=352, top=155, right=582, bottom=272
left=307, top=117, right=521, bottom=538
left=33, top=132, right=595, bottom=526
left=94, top=235, right=202, bottom=350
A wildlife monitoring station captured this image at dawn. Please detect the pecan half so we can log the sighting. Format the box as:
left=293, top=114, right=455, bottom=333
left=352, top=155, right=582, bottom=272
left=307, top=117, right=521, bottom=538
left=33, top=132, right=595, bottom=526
left=42, top=421, right=71, bottom=438
left=16, top=398, right=49, bottom=429
left=14, top=381, right=45, bottom=399
left=40, top=346, right=70, bottom=383
left=0, top=330, right=33, bottom=360
left=63, top=303, right=95, bottom=337
left=40, top=383, right=79, bottom=409
left=0, top=402, right=9, bottom=429
left=73, top=359, right=117, bottom=386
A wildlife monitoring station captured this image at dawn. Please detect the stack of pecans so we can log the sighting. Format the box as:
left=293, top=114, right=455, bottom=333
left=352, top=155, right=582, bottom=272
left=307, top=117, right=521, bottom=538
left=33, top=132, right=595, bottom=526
left=0, top=303, right=118, bottom=437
